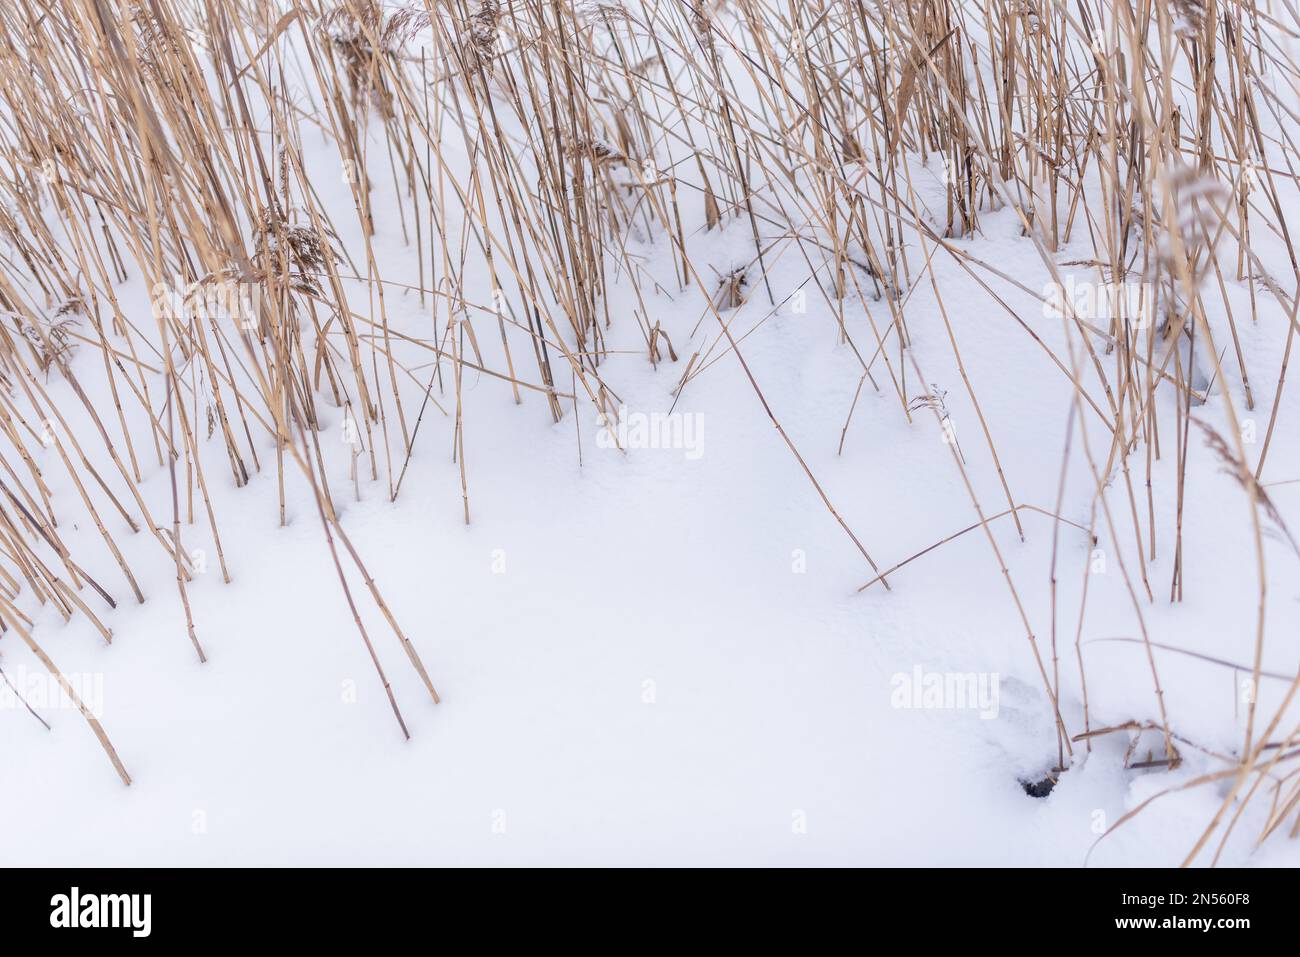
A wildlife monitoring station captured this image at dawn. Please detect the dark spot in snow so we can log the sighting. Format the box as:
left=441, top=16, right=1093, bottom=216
left=1020, top=775, right=1056, bottom=799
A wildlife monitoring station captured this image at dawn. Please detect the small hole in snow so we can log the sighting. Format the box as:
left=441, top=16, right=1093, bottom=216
left=1020, top=775, right=1057, bottom=798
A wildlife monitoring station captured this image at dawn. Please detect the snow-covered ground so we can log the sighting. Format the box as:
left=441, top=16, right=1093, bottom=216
left=3, top=2, right=1299, bottom=867
left=5, top=203, right=1297, bottom=866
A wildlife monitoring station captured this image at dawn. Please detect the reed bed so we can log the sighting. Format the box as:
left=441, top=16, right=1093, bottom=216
left=2, top=0, right=1299, bottom=863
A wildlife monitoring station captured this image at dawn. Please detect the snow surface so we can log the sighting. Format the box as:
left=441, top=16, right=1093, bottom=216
left=4, top=11, right=1300, bottom=867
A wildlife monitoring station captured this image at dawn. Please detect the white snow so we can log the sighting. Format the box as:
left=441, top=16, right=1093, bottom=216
left=3, top=3, right=1299, bottom=867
